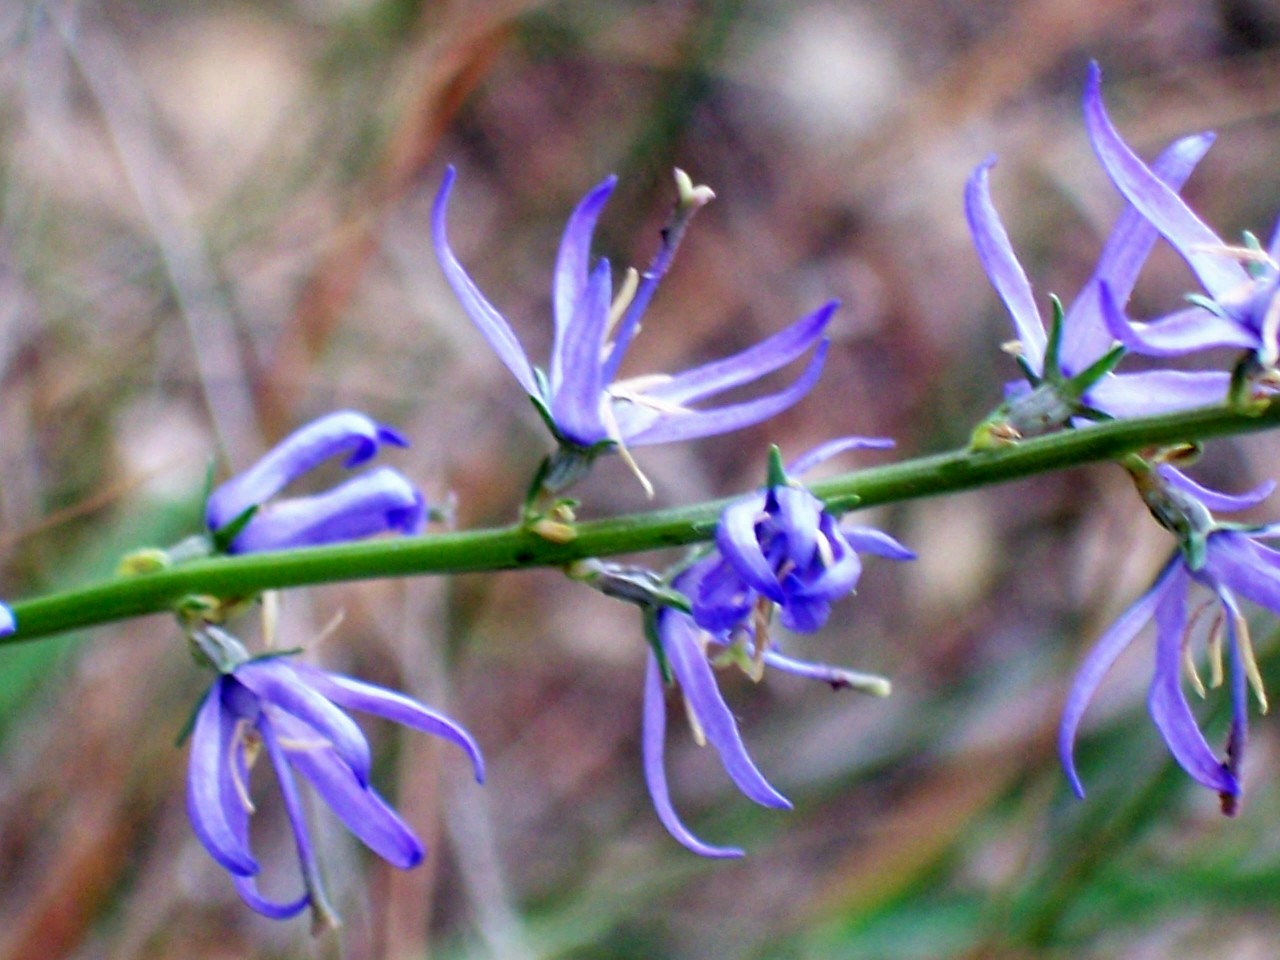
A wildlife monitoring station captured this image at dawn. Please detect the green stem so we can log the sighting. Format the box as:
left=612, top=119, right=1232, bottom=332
left=10, top=401, right=1280, bottom=643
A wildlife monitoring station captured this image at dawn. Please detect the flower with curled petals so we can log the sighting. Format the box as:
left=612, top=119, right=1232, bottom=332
left=433, top=166, right=833, bottom=495
left=186, top=647, right=484, bottom=929
left=206, top=411, right=424, bottom=554
left=694, top=438, right=915, bottom=636
left=1082, top=62, right=1280, bottom=392
left=1060, top=463, right=1279, bottom=813
left=640, top=436, right=911, bottom=859
left=966, top=75, right=1228, bottom=445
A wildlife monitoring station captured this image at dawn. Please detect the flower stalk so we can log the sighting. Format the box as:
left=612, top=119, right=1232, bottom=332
left=9, top=399, right=1280, bottom=645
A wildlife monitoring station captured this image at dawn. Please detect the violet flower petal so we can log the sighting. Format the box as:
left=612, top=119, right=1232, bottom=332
left=256, top=713, right=333, bottom=923
left=1083, top=369, right=1231, bottom=419
left=1157, top=467, right=1274, bottom=514
left=228, top=467, right=425, bottom=554
left=273, top=712, right=424, bottom=870
left=786, top=436, right=894, bottom=477
left=716, top=493, right=785, bottom=602
left=207, top=411, right=407, bottom=530
left=1084, top=63, right=1247, bottom=301
left=1205, top=532, right=1280, bottom=614
left=291, top=665, right=486, bottom=783
left=840, top=526, right=917, bottom=562
left=186, top=679, right=258, bottom=876
left=432, top=166, right=539, bottom=397
left=641, top=654, right=743, bottom=858
left=234, top=661, right=372, bottom=785
left=662, top=613, right=791, bottom=810
left=637, top=302, right=836, bottom=407
left=1059, top=557, right=1180, bottom=797
left=549, top=257, right=613, bottom=446
left=965, top=156, right=1046, bottom=371
left=552, top=178, right=616, bottom=382
left=622, top=339, right=829, bottom=446
left=774, top=486, right=822, bottom=572
left=1061, top=131, right=1215, bottom=367
left=1147, top=565, right=1239, bottom=794
left=1102, top=301, right=1258, bottom=357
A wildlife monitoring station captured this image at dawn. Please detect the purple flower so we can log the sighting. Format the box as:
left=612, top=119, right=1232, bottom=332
left=966, top=76, right=1228, bottom=434
left=206, top=411, right=424, bottom=554
left=695, top=438, right=915, bottom=634
left=432, top=167, right=832, bottom=489
left=1060, top=468, right=1278, bottom=810
left=1083, top=62, right=1280, bottom=370
left=644, top=544, right=895, bottom=857
left=0, top=603, right=12, bottom=636
left=187, top=654, right=484, bottom=927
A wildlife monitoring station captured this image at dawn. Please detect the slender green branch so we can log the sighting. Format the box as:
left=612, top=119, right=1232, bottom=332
left=10, top=401, right=1280, bottom=644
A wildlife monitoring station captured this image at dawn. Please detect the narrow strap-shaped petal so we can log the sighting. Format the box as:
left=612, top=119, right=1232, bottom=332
left=964, top=156, right=1046, bottom=371
left=638, top=302, right=835, bottom=407
left=432, top=166, right=539, bottom=397
left=207, top=411, right=406, bottom=530
left=1147, top=568, right=1239, bottom=795
left=641, top=653, right=743, bottom=858
left=777, top=596, right=833, bottom=633
left=291, top=665, right=485, bottom=783
left=234, top=661, right=372, bottom=785
left=622, top=339, right=829, bottom=446
left=273, top=712, right=425, bottom=869
left=1204, top=532, right=1280, bottom=615
left=774, top=486, right=823, bottom=572
left=256, top=715, right=338, bottom=926
left=840, top=525, right=916, bottom=562
left=186, top=679, right=259, bottom=876
left=231, top=876, right=310, bottom=920
left=1062, top=132, right=1215, bottom=367
left=552, top=177, right=616, bottom=383
left=1157, top=467, right=1274, bottom=514
left=661, top=613, right=791, bottom=809
left=786, top=436, right=893, bottom=477
left=549, top=257, right=612, bottom=446
left=1221, top=588, right=1249, bottom=795
left=1059, top=557, right=1181, bottom=797
left=791, top=525, right=862, bottom=605
left=1084, top=63, right=1247, bottom=300
left=1082, top=369, right=1231, bottom=419
left=715, top=493, right=785, bottom=602
left=228, top=467, right=425, bottom=554
left=1101, top=298, right=1257, bottom=357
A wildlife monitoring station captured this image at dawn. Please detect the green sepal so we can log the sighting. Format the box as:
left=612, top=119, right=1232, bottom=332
left=1042, top=294, right=1066, bottom=381
left=1014, top=354, right=1041, bottom=385
left=1185, top=292, right=1230, bottom=320
left=1228, top=355, right=1271, bottom=415
left=173, top=687, right=207, bottom=747
left=1063, top=343, right=1126, bottom=399
left=642, top=608, right=674, bottom=685
left=765, top=444, right=789, bottom=489
left=210, top=505, right=259, bottom=555
left=1243, top=231, right=1268, bottom=279
left=1181, top=529, right=1209, bottom=571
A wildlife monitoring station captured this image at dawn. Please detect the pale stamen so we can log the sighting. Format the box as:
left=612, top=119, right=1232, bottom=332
left=606, top=267, right=640, bottom=338
left=598, top=395, right=655, bottom=499
left=1232, top=609, right=1269, bottom=714
left=682, top=693, right=708, bottom=748
left=1187, top=243, right=1278, bottom=267
left=1260, top=289, right=1280, bottom=368
left=230, top=720, right=259, bottom=814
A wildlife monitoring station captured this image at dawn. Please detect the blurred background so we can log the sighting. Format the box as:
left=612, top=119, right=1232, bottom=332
left=3, top=0, right=1280, bottom=957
